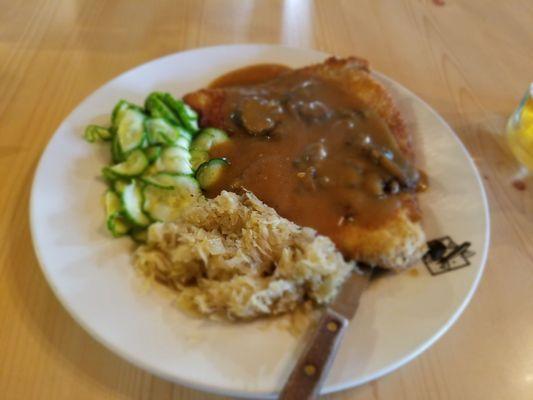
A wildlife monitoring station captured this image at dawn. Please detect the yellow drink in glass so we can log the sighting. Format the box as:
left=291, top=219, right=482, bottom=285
left=507, top=84, right=533, bottom=171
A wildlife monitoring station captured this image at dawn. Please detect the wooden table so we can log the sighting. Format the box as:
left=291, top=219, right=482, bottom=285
left=1, top=0, right=532, bottom=399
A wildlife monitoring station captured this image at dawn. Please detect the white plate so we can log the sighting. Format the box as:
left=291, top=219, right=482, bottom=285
left=30, top=44, right=490, bottom=398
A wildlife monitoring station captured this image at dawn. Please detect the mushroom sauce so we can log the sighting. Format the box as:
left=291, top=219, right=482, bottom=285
left=207, top=64, right=423, bottom=246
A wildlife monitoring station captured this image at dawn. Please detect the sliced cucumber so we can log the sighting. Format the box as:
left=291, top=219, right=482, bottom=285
left=146, top=119, right=190, bottom=148
left=191, top=128, right=229, bottom=152
left=145, top=146, right=162, bottom=163
left=111, top=133, right=125, bottom=163
left=104, top=149, right=148, bottom=178
left=102, top=167, right=119, bottom=181
left=117, top=108, right=146, bottom=153
left=177, top=103, right=199, bottom=132
left=111, top=100, right=130, bottom=128
left=121, top=180, right=151, bottom=227
left=190, top=149, right=209, bottom=171
left=170, top=125, right=192, bottom=149
left=171, top=135, right=191, bottom=149
left=104, top=190, right=122, bottom=216
left=141, top=172, right=196, bottom=190
left=130, top=228, right=148, bottom=243
left=113, top=179, right=130, bottom=194
left=108, top=214, right=131, bottom=237
left=144, top=163, right=159, bottom=176
left=86, top=96, right=232, bottom=239
left=146, top=118, right=178, bottom=145
left=143, top=178, right=200, bottom=222
left=157, top=146, right=193, bottom=175
left=111, top=100, right=142, bottom=129
left=145, top=92, right=180, bottom=125
left=98, top=126, right=113, bottom=140
left=178, top=127, right=193, bottom=142
left=161, top=93, right=199, bottom=132
left=140, top=138, right=150, bottom=149
left=195, top=158, right=229, bottom=190
left=84, top=125, right=112, bottom=142
left=104, top=190, right=130, bottom=237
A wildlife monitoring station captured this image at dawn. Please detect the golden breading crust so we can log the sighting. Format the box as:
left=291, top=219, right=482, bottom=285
left=184, top=57, right=426, bottom=270
left=333, top=207, right=425, bottom=270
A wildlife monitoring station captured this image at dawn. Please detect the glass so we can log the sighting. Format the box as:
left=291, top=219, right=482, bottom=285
left=507, top=83, right=533, bottom=171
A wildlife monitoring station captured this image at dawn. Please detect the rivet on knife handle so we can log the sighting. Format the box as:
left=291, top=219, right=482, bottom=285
left=279, top=309, right=348, bottom=400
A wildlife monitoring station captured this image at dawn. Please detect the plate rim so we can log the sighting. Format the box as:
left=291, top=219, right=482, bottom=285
left=29, top=44, right=490, bottom=398
left=326, top=70, right=491, bottom=394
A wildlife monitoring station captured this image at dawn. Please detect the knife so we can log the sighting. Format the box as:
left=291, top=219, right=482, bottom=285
left=279, top=268, right=372, bottom=400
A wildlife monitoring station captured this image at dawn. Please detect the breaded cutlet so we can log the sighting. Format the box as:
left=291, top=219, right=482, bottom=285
left=184, top=57, right=426, bottom=270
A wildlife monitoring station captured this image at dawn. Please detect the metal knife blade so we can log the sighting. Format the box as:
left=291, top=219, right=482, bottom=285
left=329, top=268, right=372, bottom=319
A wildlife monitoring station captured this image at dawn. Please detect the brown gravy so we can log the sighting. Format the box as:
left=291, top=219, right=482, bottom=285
left=210, top=64, right=292, bottom=88
left=205, top=64, right=422, bottom=248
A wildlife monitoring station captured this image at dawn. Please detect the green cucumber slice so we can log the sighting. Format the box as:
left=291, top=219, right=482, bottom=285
left=117, top=108, right=146, bottom=153
left=195, top=158, right=229, bottom=190
left=146, top=118, right=177, bottom=145
left=142, top=178, right=200, bottom=222
left=150, top=123, right=191, bottom=149
left=145, top=92, right=180, bottom=125
left=121, top=180, right=151, bottom=227
left=177, top=126, right=193, bottom=142
left=171, top=135, right=191, bottom=150
left=191, top=128, right=229, bottom=152
left=113, top=179, right=130, bottom=194
left=111, top=133, right=125, bottom=163
left=161, top=93, right=199, bottom=132
left=107, top=214, right=131, bottom=237
left=190, top=149, right=209, bottom=171
left=102, top=167, right=119, bottom=181
left=170, top=125, right=192, bottom=149
left=157, top=146, right=193, bottom=175
left=104, top=190, right=130, bottom=237
left=84, top=125, right=112, bottom=142
left=111, top=100, right=129, bottom=128
left=104, top=190, right=122, bottom=216
left=111, top=100, right=143, bottom=129
left=141, top=172, right=197, bottom=189
left=145, top=146, right=162, bottom=163
left=105, top=149, right=148, bottom=177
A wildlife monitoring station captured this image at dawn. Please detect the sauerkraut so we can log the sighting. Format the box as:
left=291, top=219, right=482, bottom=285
left=134, top=191, right=354, bottom=320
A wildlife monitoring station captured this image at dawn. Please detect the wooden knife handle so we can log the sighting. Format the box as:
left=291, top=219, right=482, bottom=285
left=279, top=309, right=348, bottom=400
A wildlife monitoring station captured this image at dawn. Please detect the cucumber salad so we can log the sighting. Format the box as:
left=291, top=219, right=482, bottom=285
left=84, top=92, right=230, bottom=241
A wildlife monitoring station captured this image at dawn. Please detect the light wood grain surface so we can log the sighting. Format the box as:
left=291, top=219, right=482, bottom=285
left=1, top=0, right=532, bottom=399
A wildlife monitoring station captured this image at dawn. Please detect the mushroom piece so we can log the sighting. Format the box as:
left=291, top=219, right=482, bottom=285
left=301, top=141, right=328, bottom=163
left=297, top=100, right=331, bottom=122
left=285, top=98, right=332, bottom=123
left=237, top=97, right=283, bottom=136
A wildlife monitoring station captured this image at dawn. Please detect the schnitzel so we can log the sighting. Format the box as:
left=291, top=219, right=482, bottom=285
left=184, top=57, right=426, bottom=270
